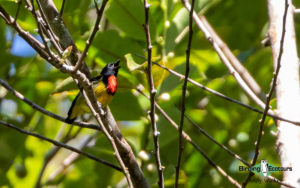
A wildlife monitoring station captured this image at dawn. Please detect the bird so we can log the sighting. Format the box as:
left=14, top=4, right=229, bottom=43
left=65, top=60, right=120, bottom=123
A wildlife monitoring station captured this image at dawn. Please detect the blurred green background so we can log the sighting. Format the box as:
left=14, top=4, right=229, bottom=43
left=1, top=0, right=300, bottom=187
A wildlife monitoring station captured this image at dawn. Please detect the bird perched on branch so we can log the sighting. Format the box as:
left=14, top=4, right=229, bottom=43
left=65, top=60, right=120, bottom=123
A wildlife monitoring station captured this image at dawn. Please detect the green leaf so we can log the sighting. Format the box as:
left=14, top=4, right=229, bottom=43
left=93, top=30, right=144, bottom=62
left=106, top=0, right=145, bottom=40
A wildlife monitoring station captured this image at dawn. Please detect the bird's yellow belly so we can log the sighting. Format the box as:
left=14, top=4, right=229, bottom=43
left=96, top=90, right=113, bottom=107
left=94, top=82, right=113, bottom=107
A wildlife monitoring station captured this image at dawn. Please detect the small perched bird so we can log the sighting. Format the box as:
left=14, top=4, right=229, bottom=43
left=65, top=60, right=120, bottom=123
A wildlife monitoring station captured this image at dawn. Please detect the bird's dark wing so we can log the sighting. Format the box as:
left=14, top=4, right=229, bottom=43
left=90, top=75, right=102, bottom=83
left=65, top=92, right=80, bottom=123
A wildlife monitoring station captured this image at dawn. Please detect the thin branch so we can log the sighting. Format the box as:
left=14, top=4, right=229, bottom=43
left=136, top=88, right=241, bottom=187
left=143, top=0, right=164, bottom=187
left=24, top=0, right=63, bottom=55
left=37, top=0, right=91, bottom=76
left=184, top=114, right=250, bottom=166
left=93, top=0, right=99, bottom=11
left=0, top=120, right=122, bottom=172
left=28, top=0, right=56, bottom=60
left=60, top=0, right=66, bottom=16
left=189, top=141, right=241, bottom=188
left=12, top=0, right=22, bottom=24
left=175, top=0, right=194, bottom=187
left=0, top=79, right=101, bottom=130
left=28, top=0, right=64, bottom=55
left=242, top=0, right=289, bottom=187
left=0, top=5, right=48, bottom=58
left=72, top=0, right=108, bottom=73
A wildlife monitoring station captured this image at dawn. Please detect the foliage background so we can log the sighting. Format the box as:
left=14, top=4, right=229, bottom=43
left=1, top=0, right=299, bottom=187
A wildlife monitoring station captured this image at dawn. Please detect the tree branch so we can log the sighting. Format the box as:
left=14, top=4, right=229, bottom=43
left=143, top=0, right=164, bottom=187
left=73, top=0, right=108, bottom=73
left=0, top=120, right=122, bottom=172
left=175, top=0, right=194, bottom=187
left=0, top=79, right=100, bottom=130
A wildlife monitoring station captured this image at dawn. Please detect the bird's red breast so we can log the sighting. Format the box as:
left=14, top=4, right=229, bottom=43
left=107, top=75, right=117, bottom=94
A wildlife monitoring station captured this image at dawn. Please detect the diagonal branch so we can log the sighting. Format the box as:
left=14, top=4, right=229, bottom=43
left=0, top=79, right=100, bottom=130
left=0, top=120, right=122, bottom=172
left=73, top=0, right=108, bottom=73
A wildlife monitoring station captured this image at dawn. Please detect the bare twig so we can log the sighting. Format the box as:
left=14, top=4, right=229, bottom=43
left=175, top=0, right=194, bottom=187
left=189, top=142, right=241, bottom=188
left=184, top=114, right=250, bottom=166
left=28, top=0, right=56, bottom=60
left=24, top=0, right=63, bottom=55
left=94, top=0, right=99, bottom=11
left=143, top=1, right=164, bottom=187
left=12, top=0, right=22, bottom=24
left=37, top=0, right=91, bottom=76
left=0, top=79, right=101, bottom=130
left=242, top=0, right=289, bottom=187
left=60, top=0, right=66, bottom=16
left=0, top=5, right=48, bottom=57
left=72, top=0, right=108, bottom=73
left=0, top=120, right=122, bottom=172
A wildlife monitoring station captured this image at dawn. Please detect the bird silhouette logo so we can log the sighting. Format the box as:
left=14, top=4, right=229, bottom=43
left=261, top=159, right=269, bottom=177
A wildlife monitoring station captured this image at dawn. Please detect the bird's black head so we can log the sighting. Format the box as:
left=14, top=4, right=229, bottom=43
left=101, top=60, right=120, bottom=77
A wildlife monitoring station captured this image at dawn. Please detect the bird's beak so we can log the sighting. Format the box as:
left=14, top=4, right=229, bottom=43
left=113, top=59, right=120, bottom=70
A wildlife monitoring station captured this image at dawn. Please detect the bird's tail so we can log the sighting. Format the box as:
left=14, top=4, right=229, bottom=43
left=65, top=116, right=76, bottom=124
